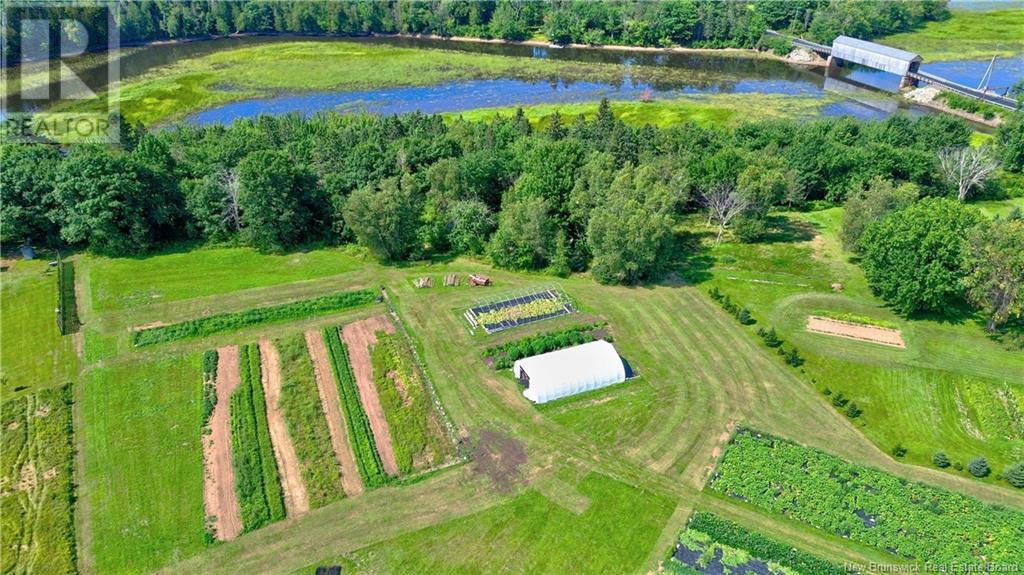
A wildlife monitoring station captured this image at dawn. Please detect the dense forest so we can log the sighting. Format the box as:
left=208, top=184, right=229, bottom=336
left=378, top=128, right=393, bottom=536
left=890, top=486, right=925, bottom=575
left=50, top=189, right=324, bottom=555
left=4, top=105, right=1023, bottom=326
left=4, top=0, right=948, bottom=61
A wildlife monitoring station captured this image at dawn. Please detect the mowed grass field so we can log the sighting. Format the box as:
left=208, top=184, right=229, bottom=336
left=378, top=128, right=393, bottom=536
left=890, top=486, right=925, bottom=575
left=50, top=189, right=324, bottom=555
left=1, top=258, right=78, bottom=396
left=699, top=204, right=1024, bottom=479
left=879, top=9, right=1024, bottom=61
left=66, top=220, right=1024, bottom=574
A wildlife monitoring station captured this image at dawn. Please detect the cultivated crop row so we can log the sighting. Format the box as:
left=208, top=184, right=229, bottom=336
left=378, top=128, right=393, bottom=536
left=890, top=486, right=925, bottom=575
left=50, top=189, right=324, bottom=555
left=483, top=322, right=609, bottom=369
left=371, top=332, right=454, bottom=474
left=0, top=385, right=76, bottom=575
left=230, top=344, right=286, bottom=531
left=476, top=298, right=566, bottom=327
left=275, top=334, right=345, bottom=508
left=200, top=349, right=218, bottom=431
left=132, top=288, right=378, bottom=346
left=709, top=430, right=1024, bottom=564
left=322, top=326, right=388, bottom=488
left=679, top=513, right=846, bottom=575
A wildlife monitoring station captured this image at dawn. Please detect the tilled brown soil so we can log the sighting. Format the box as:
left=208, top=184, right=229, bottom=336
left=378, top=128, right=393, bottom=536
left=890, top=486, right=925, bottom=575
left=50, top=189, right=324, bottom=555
left=304, top=329, right=364, bottom=496
left=806, top=316, right=906, bottom=348
left=341, top=315, right=400, bottom=477
left=203, top=346, right=242, bottom=541
left=258, top=337, right=310, bottom=517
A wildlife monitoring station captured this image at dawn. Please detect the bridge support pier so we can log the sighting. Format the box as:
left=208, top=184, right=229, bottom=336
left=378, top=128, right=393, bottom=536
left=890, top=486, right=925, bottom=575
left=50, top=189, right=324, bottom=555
left=899, top=74, right=917, bottom=90
left=826, top=55, right=842, bottom=75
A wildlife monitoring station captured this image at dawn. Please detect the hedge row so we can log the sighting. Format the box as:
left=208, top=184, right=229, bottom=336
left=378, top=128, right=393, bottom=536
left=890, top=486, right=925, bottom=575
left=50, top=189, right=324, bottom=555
left=230, top=344, right=285, bottom=531
left=56, top=259, right=80, bottom=335
left=321, top=326, right=388, bottom=488
left=687, top=512, right=847, bottom=575
left=483, top=322, right=609, bottom=369
left=275, top=334, right=344, bottom=508
left=132, top=288, right=377, bottom=346
left=200, top=349, right=218, bottom=430
left=372, top=332, right=451, bottom=475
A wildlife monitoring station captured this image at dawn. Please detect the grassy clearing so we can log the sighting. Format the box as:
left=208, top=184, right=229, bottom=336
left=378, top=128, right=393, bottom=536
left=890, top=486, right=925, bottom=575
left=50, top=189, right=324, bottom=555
left=879, top=9, right=1024, bottom=61
left=0, top=385, right=76, bottom=575
left=310, top=472, right=676, bottom=574
left=700, top=206, right=1024, bottom=480
left=84, top=246, right=366, bottom=313
left=322, top=326, right=388, bottom=488
left=0, top=259, right=78, bottom=397
left=230, top=343, right=285, bottom=531
left=370, top=332, right=453, bottom=475
left=447, top=94, right=837, bottom=129
left=131, top=289, right=377, bottom=346
left=275, top=334, right=344, bottom=508
left=710, top=431, right=1024, bottom=564
left=80, top=353, right=205, bottom=573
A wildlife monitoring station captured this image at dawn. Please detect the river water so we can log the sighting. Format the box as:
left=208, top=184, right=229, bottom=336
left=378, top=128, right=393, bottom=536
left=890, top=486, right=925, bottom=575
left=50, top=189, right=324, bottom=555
left=8, top=34, right=1020, bottom=126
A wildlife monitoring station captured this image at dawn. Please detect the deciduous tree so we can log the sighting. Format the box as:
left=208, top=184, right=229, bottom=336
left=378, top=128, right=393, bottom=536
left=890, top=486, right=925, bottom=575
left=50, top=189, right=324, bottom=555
left=961, top=218, right=1024, bottom=332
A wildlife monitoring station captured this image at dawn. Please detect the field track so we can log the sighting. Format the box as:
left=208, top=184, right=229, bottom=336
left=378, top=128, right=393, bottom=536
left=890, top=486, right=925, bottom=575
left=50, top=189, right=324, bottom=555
left=203, top=346, right=243, bottom=540
left=341, top=316, right=400, bottom=477
left=304, top=329, right=364, bottom=496
left=258, top=338, right=310, bottom=516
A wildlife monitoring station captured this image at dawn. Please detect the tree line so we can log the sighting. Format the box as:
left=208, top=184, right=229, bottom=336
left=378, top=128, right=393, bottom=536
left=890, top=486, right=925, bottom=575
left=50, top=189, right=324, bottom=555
left=3, top=103, right=1020, bottom=275
left=4, top=0, right=948, bottom=62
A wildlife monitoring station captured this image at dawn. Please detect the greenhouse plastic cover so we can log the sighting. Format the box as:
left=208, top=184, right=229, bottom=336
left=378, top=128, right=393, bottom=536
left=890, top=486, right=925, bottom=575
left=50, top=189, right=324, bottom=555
left=514, top=340, right=626, bottom=404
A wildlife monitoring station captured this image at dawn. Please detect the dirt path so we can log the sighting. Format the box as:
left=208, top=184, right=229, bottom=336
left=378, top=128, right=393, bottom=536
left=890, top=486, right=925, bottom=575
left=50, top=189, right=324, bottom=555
left=806, top=316, right=905, bottom=348
left=203, top=346, right=243, bottom=541
left=304, top=329, right=364, bottom=496
left=341, top=316, right=400, bottom=477
left=258, top=338, right=310, bottom=517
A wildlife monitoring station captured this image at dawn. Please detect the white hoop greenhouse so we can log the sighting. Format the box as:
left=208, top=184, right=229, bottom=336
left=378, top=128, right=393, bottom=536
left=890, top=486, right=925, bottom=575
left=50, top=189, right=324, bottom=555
left=513, top=340, right=627, bottom=404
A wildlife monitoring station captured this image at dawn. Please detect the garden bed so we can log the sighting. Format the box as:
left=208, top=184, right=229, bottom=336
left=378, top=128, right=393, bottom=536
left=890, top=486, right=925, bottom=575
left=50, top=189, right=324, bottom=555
left=806, top=316, right=905, bottom=348
left=464, top=289, right=575, bottom=334
left=202, top=346, right=243, bottom=541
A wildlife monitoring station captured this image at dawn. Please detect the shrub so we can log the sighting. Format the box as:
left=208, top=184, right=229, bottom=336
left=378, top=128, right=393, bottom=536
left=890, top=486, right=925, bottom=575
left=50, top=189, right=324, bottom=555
left=831, top=392, right=849, bottom=408
left=686, top=512, right=846, bottom=575
left=737, top=308, right=755, bottom=325
left=892, top=443, right=907, bottom=458
left=954, top=461, right=963, bottom=471
left=322, top=326, right=388, bottom=488
left=783, top=347, right=803, bottom=367
left=968, top=457, right=990, bottom=478
left=844, top=402, right=862, bottom=419
left=132, top=288, right=377, bottom=346
left=758, top=327, right=782, bottom=347
left=708, top=286, right=723, bottom=301
left=760, top=36, right=793, bottom=57
left=932, top=452, right=951, bottom=468
left=1005, top=463, right=1024, bottom=488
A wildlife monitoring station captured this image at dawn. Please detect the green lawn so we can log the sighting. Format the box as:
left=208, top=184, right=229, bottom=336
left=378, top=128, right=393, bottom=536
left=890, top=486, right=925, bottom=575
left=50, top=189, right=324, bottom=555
left=84, top=245, right=366, bottom=312
left=0, top=259, right=78, bottom=396
left=303, top=471, right=677, bottom=574
left=879, top=9, right=1024, bottom=61
left=699, top=204, right=1024, bottom=482
left=446, top=93, right=839, bottom=129
left=79, top=353, right=205, bottom=574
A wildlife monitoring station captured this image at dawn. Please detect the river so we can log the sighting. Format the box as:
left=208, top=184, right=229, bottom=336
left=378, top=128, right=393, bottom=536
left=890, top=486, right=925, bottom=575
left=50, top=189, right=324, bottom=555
left=7, top=34, right=1020, bottom=126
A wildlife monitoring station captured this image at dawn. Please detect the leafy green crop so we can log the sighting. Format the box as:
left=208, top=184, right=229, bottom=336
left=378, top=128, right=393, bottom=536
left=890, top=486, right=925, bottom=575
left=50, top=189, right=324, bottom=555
left=483, top=322, right=608, bottom=369
left=476, top=298, right=566, bottom=326
left=709, top=430, right=1024, bottom=564
left=132, top=289, right=377, bottom=346
left=230, top=344, right=285, bottom=531
left=322, top=326, right=388, bottom=488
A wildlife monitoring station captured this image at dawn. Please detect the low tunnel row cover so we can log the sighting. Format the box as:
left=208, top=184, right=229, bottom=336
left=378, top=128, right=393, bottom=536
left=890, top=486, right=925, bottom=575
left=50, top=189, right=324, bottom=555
left=513, top=340, right=626, bottom=404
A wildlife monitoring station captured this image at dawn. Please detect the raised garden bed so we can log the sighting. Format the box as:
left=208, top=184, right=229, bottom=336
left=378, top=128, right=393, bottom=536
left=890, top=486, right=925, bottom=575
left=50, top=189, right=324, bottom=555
left=464, top=289, right=575, bottom=334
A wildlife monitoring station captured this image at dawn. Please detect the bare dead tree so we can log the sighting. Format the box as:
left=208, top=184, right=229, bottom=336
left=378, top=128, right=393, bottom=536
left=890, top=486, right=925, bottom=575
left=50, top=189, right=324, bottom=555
left=699, top=182, right=750, bottom=245
left=938, top=146, right=999, bottom=202
left=220, top=169, right=242, bottom=231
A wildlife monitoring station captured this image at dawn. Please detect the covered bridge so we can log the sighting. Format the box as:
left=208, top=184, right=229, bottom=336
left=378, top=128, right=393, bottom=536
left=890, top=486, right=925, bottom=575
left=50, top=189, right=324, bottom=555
left=830, top=36, right=922, bottom=86
left=513, top=340, right=627, bottom=404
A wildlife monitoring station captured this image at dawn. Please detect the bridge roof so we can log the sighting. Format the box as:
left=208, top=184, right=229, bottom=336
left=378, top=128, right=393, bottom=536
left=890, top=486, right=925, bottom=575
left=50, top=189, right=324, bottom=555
left=832, top=36, right=922, bottom=75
